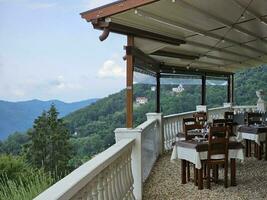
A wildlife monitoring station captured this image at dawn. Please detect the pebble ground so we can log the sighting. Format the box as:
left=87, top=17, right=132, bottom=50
left=143, top=152, right=267, bottom=200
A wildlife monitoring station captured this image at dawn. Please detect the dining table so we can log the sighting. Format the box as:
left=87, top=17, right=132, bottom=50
left=171, top=139, right=244, bottom=190
left=237, top=124, right=267, bottom=160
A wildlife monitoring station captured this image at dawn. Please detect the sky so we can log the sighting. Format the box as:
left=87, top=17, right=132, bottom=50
left=0, top=0, right=127, bottom=102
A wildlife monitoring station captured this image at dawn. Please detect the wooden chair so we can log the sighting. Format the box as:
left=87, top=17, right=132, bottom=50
left=183, top=117, right=196, bottom=132
left=184, top=123, right=203, bottom=183
left=245, top=113, right=266, bottom=159
left=213, top=119, right=226, bottom=127
left=246, top=112, right=263, bottom=125
left=225, top=112, right=235, bottom=135
left=205, top=126, right=229, bottom=189
left=184, top=124, right=203, bottom=140
left=224, top=111, right=234, bottom=122
left=194, top=112, right=207, bottom=125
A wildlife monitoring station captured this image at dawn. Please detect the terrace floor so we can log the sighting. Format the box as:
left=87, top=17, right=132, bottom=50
left=143, top=152, right=267, bottom=200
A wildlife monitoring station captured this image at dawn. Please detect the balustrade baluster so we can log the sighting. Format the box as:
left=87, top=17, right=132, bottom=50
left=102, top=170, right=109, bottom=200
left=97, top=175, right=104, bottom=200
left=106, top=167, right=113, bottom=200
left=91, top=180, right=98, bottom=200
left=110, top=163, right=118, bottom=200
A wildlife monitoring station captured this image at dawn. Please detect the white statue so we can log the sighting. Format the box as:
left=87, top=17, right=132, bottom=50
left=256, top=90, right=266, bottom=113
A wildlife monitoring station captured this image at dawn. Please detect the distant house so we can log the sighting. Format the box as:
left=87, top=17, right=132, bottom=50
left=136, top=97, right=148, bottom=105
left=73, top=131, right=78, bottom=136
left=151, top=86, right=156, bottom=91
left=172, top=84, right=185, bottom=93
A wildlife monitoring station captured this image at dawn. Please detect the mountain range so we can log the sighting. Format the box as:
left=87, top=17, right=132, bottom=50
left=0, top=99, right=98, bottom=140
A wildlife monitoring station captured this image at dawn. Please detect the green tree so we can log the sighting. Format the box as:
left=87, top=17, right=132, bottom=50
left=1, top=132, right=29, bottom=155
left=26, top=105, right=71, bottom=177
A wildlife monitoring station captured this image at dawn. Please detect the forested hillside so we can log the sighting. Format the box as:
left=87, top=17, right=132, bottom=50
left=1, top=65, right=266, bottom=165
left=63, top=65, right=267, bottom=162
left=0, top=99, right=98, bottom=139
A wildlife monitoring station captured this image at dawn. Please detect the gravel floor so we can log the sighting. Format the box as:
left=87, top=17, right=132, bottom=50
left=143, top=152, right=267, bottom=200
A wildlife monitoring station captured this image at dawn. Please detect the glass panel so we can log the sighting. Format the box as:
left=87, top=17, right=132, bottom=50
left=160, top=74, right=201, bottom=115
left=133, top=71, right=156, bottom=127
left=206, top=77, right=228, bottom=108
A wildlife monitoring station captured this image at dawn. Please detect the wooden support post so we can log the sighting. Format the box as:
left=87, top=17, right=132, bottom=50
left=156, top=72, right=160, bottom=113
left=201, top=75, right=206, bottom=105
left=231, top=74, right=234, bottom=104
left=126, top=35, right=134, bottom=128
left=227, top=75, right=231, bottom=103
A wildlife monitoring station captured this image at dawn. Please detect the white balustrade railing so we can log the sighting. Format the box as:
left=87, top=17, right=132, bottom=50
left=34, top=139, right=135, bottom=200
left=163, top=105, right=258, bottom=151
left=207, top=106, right=231, bottom=122
left=232, top=105, right=257, bottom=113
left=163, top=111, right=196, bottom=150
left=115, top=113, right=163, bottom=200
left=35, top=105, right=260, bottom=200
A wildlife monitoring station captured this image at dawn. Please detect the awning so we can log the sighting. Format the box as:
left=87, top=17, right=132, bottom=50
left=81, top=0, right=267, bottom=74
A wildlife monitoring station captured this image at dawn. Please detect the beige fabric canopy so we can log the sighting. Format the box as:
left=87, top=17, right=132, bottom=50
left=81, top=0, right=267, bottom=74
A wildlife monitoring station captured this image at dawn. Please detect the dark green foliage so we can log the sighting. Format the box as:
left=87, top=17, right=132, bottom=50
left=64, top=66, right=267, bottom=165
left=0, top=155, right=55, bottom=200
left=0, top=132, right=29, bottom=155
left=207, top=86, right=227, bottom=108
left=1, top=66, right=267, bottom=168
left=160, top=84, right=201, bottom=115
left=0, top=141, right=3, bottom=153
left=26, top=105, right=71, bottom=177
left=0, top=155, right=31, bottom=182
left=235, top=66, right=267, bottom=105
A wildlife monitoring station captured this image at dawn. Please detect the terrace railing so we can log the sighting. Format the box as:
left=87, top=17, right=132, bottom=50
left=115, top=113, right=163, bottom=200
left=34, top=139, right=135, bottom=200
left=35, top=105, right=258, bottom=200
left=163, top=110, right=196, bottom=150
left=162, top=105, right=259, bottom=151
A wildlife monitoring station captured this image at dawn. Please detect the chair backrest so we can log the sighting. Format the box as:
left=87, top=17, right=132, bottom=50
left=183, top=117, right=196, bottom=132
left=224, top=111, right=234, bottom=122
left=208, top=126, right=229, bottom=160
left=184, top=124, right=203, bottom=140
left=213, top=119, right=226, bottom=127
left=194, top=112, right=207, bottom=125
left=246, top=112, right=263, bottom=125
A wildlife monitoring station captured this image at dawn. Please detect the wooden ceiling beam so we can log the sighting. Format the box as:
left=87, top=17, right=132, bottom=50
left=80, top=0, right=159, bottom=22
left=93, top=21, right=186, bottom=45
left=125, top=46, right=160, bottom=72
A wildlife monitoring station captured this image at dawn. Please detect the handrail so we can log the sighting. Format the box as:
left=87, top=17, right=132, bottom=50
left=163, top=110, right=196, bottom=119
left=34, top=139, right=135, bottom=200
left=136, top=118, right=157, bottom=130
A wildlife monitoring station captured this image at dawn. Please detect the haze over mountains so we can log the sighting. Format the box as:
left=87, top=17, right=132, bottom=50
left=0, top=99, right=98, bottom=140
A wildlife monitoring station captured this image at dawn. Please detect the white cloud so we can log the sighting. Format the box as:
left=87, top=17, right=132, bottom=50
left=86, top=0, right=116, bottom=9
left=98, top=60, right=125, bottom=78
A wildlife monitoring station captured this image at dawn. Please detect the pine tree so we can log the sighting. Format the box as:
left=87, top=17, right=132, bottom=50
left=27, top=105, right=71, bottom=178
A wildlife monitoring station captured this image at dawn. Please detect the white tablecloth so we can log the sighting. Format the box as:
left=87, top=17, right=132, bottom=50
left=237, top=132, right=267, bottom=145
left=171, top=143, right=244, bottom=169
